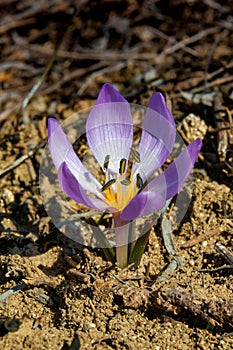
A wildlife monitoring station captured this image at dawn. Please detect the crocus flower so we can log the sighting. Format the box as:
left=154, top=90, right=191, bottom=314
left=48, top=83, right=202, bottom=267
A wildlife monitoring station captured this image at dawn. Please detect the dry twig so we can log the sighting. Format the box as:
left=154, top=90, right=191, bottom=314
left=114, top=285, right=233, bottom=328
left=182, top=227, right=223, bottom=248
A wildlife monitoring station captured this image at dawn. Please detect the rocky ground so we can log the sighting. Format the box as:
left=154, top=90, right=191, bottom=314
left=0, top=1, right=232, bottom=349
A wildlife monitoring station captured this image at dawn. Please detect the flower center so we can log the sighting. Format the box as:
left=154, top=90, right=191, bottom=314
left=100, top=154, right=143, bottom=211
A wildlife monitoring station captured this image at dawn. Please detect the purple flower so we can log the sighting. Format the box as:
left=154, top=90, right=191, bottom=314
left=48, top=83, right=202, bottom=223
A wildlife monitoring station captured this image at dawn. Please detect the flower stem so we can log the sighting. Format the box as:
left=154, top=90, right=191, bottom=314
left=113, top=212, right=130, bottom=269
left=128, top=220, right=152, bottom=266
left=87, top=217, right=115, bottom=263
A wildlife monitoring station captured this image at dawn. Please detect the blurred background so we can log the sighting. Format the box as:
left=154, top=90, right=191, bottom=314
left=0, top=0, right=232, bottom=103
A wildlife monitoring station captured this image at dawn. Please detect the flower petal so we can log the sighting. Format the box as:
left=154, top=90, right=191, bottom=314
left=162, top=138, right=202, bottom=199
left=121, top=190, right=166, bottom=221
left=134, top=93, right=176, bottom=181
left=95, top=83, right=127, bottom=104
left=148, top=92, right=176, bottom=127
left=58, top=162, right=110, bottom=211
left=86, top=84, right=133, bottom=174
left=48, top=117, right=75, bottom=170
left=48, top=118, right=102, bottom=196
left=121, top=138, right=202, bottom=220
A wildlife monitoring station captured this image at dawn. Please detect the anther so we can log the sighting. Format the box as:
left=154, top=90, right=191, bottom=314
left=100, top=178, right=116, bottom=192
left=119, top=158, right=126, bottom=175
left=120, top=178, right=131, bottom=186
left=103, top=155, right=110, bottom=171
left=136, top=173, right=143, bottom=189
left=131, top=148, right=140, bottom=163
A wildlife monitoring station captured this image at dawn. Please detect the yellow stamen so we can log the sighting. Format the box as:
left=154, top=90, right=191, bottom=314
left=100, top=156, right=141, bottom=211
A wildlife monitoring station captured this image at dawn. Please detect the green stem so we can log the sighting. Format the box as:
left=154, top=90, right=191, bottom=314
left=113, top=212, right=130, bottom=269
left=127, top=220, right=136, bottom=258
left=128, top=220, right=152, bottom=266
left=87, top=217, right=115, bottom=263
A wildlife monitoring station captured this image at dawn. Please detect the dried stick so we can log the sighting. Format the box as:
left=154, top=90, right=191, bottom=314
left=114, top=285, right=233, bottom=328
left=188, top=75, right=233, bottom=94
left=25, top=26, right=220, bottom=63
left=158, top=27, right=219, bottom=57
left=23, top=43, right=165, bottom=61
left=214, top=91, right=229, bottom=161
left=201, top=0, right=230, bottom=13
left=166, top=287, right=233, bottom=327
left=0, top=284, right=25, bottom=306
left=171, top=61, right=233, bottom=97
left=77, top=62, right=127, bottom=96
left=0, top=0, right=77, bottom=34
left=0, top=140, right=46, bottom=178
left=215, top=242, right=233, bottom=266
left=42, top=62, right=109, bottom=95
left=182, top=227, right=223, bottom=248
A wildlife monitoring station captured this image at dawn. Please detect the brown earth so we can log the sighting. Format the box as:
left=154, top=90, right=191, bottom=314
left=0, top=1, right=233, bottom=349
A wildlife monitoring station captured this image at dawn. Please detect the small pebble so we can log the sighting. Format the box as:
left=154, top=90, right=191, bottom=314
left=189, top=259, right=195, bottom=266
left=1, top=188, right=15, bottom=205
left=202, top=241, right=208, bottom=247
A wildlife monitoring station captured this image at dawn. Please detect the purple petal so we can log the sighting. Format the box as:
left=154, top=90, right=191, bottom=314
left=96, top=83, right=127, bottom=104
left=148, top=93, right=176, bottom=127
left=58, top=162, right=110, bottom=211
left=121, top=190, right=166, bottom=221
left=121, top=138, right=202, bottom=220
left=86, top=84, right=133, bottom=174
left=162, top=138, right=202, bottom=199
left=48, top=118, right=102, bottom=196
left=48, top=118, right=77, bottom=170
left=134, top=93, right=176, bottom=181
